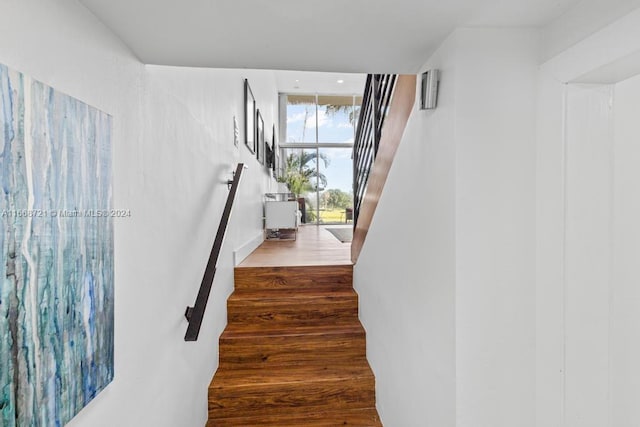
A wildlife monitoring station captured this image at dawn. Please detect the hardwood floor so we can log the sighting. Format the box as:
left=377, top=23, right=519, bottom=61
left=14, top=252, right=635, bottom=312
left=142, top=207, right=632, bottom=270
left=239, top=225, right=351, bottom=267
left=207, top=226, right=382, bottom=426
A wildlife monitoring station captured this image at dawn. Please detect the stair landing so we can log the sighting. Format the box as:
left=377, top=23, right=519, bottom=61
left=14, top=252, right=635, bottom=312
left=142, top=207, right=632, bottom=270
left=239, top=225, right=352, bottom=267
left=207, top=225, right=381, bottom=426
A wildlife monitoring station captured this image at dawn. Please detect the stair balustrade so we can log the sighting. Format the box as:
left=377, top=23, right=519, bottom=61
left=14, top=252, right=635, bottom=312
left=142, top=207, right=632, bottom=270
left=353, top=74, right=397, bottom=226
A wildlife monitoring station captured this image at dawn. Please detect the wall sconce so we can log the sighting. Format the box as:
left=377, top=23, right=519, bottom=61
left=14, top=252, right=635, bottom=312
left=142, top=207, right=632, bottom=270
left=420, top=69, right=439, bottom=110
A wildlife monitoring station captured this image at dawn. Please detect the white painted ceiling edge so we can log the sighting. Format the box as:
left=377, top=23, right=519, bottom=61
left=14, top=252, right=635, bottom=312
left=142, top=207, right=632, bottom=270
left=542, top=6, right=640, bottom=84
left=541, top=0, right=640, bottom=62
left=275, top=70, right=365, bottom=95
left=79, top=0, right=603, bottom=74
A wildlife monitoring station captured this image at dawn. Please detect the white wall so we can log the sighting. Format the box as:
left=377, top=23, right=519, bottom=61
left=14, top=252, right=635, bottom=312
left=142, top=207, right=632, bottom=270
left=565, top=84, right=614, bottom=427
left=355, top=28, right=538, bottom=427
left=454, top=28, right=538, bottom=427
left=536, top=78, right=640, bottom=427
left=357, top=7, right=640, bottom=427
left=0, top=1, right=278, bottom=425
left=355, top=32, right=458, bottom=427
left=536, top=8, right=640, bottom=426
left=534, top=71, right=566, bottom=427
left=611, top=74, right=640, bottom=427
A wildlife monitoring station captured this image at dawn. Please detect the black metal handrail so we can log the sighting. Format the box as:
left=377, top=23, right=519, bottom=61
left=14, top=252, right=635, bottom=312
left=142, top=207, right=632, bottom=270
left=353, top=74, right=397, bottom=225
left=184, top=163, right=245, bottom=341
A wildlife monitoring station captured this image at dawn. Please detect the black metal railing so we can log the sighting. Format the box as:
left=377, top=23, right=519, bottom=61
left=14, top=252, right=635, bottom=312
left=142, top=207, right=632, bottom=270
left=184, top=163, right=245, bottom=341
left=353, top=74, right=397, bottom=225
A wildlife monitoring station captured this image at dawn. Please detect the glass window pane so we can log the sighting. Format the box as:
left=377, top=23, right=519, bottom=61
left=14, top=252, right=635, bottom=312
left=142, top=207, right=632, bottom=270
left=318, top=148, right=353, bottom=224
left=278, top=148, right=319, bottom=223
left=353, top=96, right=363, bottom=135
left=286, top=95, right=316, bottom=143
left=317, top=96, right=356, bottom=144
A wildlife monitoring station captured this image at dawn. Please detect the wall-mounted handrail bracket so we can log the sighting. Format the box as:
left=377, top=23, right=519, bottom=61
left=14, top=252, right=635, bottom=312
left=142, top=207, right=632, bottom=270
left=226, top=169, right=238, bottom=189
left=184, top=163, right=245, bottom=341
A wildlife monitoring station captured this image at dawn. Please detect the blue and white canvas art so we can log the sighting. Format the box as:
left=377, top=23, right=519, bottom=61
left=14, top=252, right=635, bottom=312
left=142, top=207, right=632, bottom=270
left=0, top=64, right=114, bottom=426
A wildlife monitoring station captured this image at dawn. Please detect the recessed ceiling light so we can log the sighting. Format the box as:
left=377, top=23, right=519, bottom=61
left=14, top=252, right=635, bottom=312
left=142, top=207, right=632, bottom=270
left=337, top=79, right=344, bottom=84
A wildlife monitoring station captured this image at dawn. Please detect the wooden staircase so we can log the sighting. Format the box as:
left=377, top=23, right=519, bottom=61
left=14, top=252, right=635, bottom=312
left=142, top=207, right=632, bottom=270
left=207, top=264, right=382, bottom=426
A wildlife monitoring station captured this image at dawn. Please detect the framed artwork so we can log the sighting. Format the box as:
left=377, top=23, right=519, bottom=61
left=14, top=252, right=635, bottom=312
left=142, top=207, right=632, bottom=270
left=265, top=144, right=273, bottom=172
left=272, top=124, right=278, bottom=175
left=0, top=63, right=114, bottom=426
left=244, top=79, right=255, bottom=154
left=256, top=109, right=265, bottom=165
left=264, top=122, right=273, bottom=171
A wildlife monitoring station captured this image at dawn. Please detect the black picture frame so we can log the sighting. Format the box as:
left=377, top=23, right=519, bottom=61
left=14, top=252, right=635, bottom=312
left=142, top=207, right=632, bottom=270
left=256, top=109, right=265, bottom=165
left=264, top=123, right=274, bottom=172
left=271, top=124, right=277, bottom=175
left=244, top=79, right=255, bottom=154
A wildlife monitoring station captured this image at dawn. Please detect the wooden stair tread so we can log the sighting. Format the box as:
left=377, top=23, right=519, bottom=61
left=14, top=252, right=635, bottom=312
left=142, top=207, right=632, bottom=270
left=210, top=362, right=374, bottom=387
left=229, top=287, right=357, bottom=300
left=218, top=324, right=366, bottom=367
left=227, top=289, right=359, bottom=326
left=206, top=408, right=382, bottom=426
left=234, top=265, right=353, bottom=290
left=221, top=322, right=364, bottom=338
left=235, top=264, right=353, bottom=271
left=209, top=364, right=376, bottom=420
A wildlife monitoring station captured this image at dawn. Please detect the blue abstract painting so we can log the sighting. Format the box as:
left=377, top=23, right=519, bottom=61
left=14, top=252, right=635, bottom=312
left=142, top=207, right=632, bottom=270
left=0, top=64, right=114, bottom=426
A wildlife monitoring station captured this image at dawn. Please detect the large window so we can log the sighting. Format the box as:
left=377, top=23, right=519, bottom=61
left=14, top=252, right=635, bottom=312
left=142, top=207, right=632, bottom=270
left=279, top=94, right=362, bottom=224
left=285, top=95, right=316, bottom=143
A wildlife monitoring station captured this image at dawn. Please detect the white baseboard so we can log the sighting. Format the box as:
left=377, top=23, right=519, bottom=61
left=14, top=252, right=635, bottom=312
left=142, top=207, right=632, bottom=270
left=233, top=231, right=264, bottom=266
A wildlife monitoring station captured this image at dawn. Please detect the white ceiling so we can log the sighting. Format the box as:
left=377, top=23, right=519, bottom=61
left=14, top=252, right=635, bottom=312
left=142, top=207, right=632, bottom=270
left=79, top=0, right=587, bottom=74
left=275, top=70, right=365, bottom=95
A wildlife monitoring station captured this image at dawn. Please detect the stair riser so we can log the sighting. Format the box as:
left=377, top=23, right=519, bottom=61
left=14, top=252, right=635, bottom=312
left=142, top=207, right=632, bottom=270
left=234, top=265, right=353, bottom=290
left=219, top=334, right=366, bottom=367
left=227, top=297, right=358, bottom=326
left=208, top=377, right=375, bottom=420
